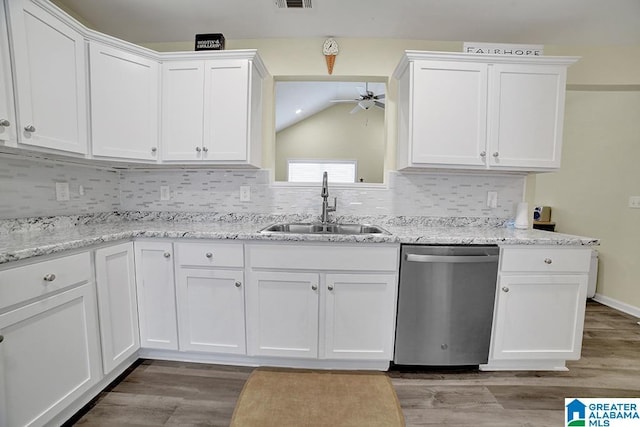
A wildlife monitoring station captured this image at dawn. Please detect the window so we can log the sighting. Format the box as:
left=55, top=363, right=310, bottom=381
left=287, top=160, right=357, bottom=183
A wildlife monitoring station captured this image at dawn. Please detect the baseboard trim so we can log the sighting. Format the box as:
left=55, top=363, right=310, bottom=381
left=592, top=293, right=640, bottom=319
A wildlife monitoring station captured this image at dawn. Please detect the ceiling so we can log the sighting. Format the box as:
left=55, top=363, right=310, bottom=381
left=275, top=81, right=386, bottom=132
left=52, top=0, right=640, bottom=46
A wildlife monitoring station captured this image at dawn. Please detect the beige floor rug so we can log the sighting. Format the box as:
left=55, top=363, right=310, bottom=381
left=230, top=367, right=405, bottom=427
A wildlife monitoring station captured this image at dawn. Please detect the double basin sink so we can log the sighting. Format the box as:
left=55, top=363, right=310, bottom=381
left=259, top=223, right=389, bottom=235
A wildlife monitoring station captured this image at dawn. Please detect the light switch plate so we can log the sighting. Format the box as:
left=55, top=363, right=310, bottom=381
left=629, top=196, right=640, bottom=209
left=240, top=185, right=251, bottom=202
left=487, top=191, right=498, bottom=209
left=160, top=185, right=170, bottom=201
left=55, top=182, right=70, bottom=201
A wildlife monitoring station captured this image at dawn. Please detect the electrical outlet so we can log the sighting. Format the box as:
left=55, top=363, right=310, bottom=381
left=629, top=196, right=640, bottom=209
left=160, top=185, right=170, bottom=201
left=240, top=185, right=251, bottom=202
left=55, top=182, right=70, bottom=201
left=78, top=185, right=85, bottom=196
left=487, top=191, right=498, bottom=209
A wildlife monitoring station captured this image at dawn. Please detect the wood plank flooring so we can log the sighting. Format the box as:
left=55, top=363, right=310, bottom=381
left=69, top=301, right=640, bottom=426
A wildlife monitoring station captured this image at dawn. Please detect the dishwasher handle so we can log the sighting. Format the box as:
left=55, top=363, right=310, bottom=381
left=405, top=253, right=499, bottom=263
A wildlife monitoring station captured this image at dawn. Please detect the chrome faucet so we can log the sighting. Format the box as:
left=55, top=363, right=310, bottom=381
left=321, top=171, right=337, bottom=224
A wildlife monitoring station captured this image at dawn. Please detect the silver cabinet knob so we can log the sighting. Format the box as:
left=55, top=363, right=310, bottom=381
left=43, top=273, right=56, bottom=282
left=202, top=146, right=208, bottom=152
left=205, top=252, right=213, bottom=258
left=327, top=285, right=334, bottom=291
left=195, top=147, right=202, bottom=152
left=0, top=119, right=10, bottom=127
left=163, top=252, right=171, bottom=258
left=480, top=151, right=486, bottom=157
left=24, top=125, right=36, bottom=132
left=235, top=281, right=241, bottom=288
left=151, top=147, right=157, bottom=153
left=0, top=335, right=4, bottom=343
left=544, top=258, right=552, bottom=264
left=492, top=152, right=499, bottom=158
left=502, top=286, right=509, bottom=292
left=311, top=284, right=318, bottom=291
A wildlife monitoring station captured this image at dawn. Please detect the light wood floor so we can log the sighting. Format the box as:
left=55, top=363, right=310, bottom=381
left=68, top=301, right=640, bottom=426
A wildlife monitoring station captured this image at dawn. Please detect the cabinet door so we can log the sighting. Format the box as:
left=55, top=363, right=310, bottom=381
left=410, top=60, right=487, bottom=167
left=491, top=274, right=588, bottom=360
left=324, top=274, right=397, bottom=360
left=487, top=63, right=566, bottom=169
left=134, top=241, right=178, bottom=350
left=203, top=59, right=249, bottom=161
left=95, top=242, right=140, bottom=374
left=246, top=271, right=319, bottom=358
left=176, top=268, right=246, bottom=354
left=0, top=283, right=101, bottom=427
left=0, top=4, right=16, bottom=146
left=89, top=41, right=159, bottom=160
left=6, top=0, right=87, bottom=154
left=161, top=60, right=205, bottom=161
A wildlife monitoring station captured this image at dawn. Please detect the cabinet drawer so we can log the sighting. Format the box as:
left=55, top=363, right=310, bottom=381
left=0, top=252, right=91, bottom=310
left=175, top=242, right=244, bottom=268
left=248, top=243, right=399, bottom=271
left=500, top=247, right=591, bottom=273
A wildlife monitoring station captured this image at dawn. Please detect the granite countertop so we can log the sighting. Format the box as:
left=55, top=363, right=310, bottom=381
left=0, top=212, right=600, bottom=265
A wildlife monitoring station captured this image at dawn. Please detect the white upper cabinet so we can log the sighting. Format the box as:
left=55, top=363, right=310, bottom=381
left=394, top=51, right=578, bottom=172
left=161, top=53, right=266, bottom=166
left=5, top=0, right=87, bottom=154
left=0, top=3, right=16, bottom=147
left=89, top=41, right=160, bottom=161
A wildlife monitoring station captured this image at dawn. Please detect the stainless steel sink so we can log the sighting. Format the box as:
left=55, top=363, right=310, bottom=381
left=259, top=223, right=390, bottom=235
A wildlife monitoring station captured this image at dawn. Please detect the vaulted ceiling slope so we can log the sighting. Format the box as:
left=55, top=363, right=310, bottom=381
left=52, top=0, right=640, bottom=46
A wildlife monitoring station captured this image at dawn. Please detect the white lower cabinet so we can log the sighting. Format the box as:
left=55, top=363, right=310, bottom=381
left=246, top=243, right=399, bottom=362
left=0, top=252, right=101, bottom=427
left=248, top=271, right=320, bottom=358
left=176, top=268, right=246, bottom=354
left=134, top=241, right=178, bottom=350
left=485, top=246, right=591, bottom=370
left=324, top=273, right=397, bottom=360
left=95, top=242, right=140, bottom=375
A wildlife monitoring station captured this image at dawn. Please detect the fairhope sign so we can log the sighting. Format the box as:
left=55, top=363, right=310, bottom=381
left=463, top=42, right=544, bottom=56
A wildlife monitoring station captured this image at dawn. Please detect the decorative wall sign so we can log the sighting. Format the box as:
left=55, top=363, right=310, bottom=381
left=195, top=33, right=226, bottom=51
left=463, top=42, right=544, bottom=56
left=323, top=38, right=339, bottom=74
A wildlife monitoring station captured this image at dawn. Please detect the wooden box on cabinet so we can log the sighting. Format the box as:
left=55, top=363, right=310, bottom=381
left=393, top=51, right=578, bottom=172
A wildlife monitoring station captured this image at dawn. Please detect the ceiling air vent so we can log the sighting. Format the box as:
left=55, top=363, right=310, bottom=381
left=275, top=0, right=312, bottom=9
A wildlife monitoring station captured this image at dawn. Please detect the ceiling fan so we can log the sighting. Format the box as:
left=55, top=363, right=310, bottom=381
left=330, top=83, right=385, bottom=114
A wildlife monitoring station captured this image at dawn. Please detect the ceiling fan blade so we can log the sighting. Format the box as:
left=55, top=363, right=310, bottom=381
left=374, top=94, right=385, bottom=100
left=360, top=99, right=375, bottom=110
left=374, top=101, right=385, bottom=109
left=330, top=99, right=358, bottom=103
left=349, top=104, right=363, bottom=114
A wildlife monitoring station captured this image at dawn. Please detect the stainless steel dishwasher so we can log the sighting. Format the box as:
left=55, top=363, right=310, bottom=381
left=394, top=245, right=499, bottom=366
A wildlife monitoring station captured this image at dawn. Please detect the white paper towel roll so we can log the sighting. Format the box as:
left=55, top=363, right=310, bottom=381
left=514, top=202, right=529, bottom=229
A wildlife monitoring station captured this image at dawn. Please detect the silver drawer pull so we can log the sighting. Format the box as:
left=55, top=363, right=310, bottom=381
left=163, top=252, right=171, bottom=258
left=43, top=273, right=56, bottom=282
left=0, top=119, right=10, bottom=127
left=502, top=286, right=509, bottom=292
left=24, top=124, right=36, bottom=132
left=311, top=284, right=318, bottom=291
left=206, top=252, right=213, bottom=258
left=544, top=258, right=552, bottom=264
left=0, top=335, right=4, bottom=343
left=235, top=281, right=241, bottom=288
left=328, top=285, right=334, bottom=291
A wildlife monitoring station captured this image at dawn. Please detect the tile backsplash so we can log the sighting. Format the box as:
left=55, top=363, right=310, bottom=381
left=0, top=153, right=120, bottom=219
left=1, top=153, right=525, bottom=220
